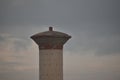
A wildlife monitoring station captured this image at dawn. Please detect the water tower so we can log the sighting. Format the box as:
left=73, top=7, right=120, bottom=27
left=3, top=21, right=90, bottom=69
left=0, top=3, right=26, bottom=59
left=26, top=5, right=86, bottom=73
left=31, top=27, right=71, bottom=80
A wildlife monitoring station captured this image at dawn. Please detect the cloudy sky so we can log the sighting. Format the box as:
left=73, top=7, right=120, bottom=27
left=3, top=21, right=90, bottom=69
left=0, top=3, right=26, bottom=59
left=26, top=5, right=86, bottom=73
left=0, top=0, right=120, bottom=80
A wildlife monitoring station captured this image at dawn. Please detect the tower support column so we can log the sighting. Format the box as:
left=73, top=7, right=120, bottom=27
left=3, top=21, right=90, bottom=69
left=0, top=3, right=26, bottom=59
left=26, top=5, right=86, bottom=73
left=39, top=50, right=63, bottom=80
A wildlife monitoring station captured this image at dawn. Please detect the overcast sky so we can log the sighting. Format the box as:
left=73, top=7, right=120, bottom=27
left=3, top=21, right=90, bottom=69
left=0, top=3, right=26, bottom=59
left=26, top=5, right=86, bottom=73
left=0, top=0, right=120, bottom=80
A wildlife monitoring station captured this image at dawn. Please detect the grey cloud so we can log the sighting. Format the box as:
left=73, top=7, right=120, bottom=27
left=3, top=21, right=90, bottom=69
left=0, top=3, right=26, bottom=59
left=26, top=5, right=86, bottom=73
left=0, top=0, right=120, bottom=57
left=13, top=39, right=30, bottom=52
left=64, top=71, right=120, bottom=80
left=66, top=23, right=120, bottom=55
left=64, top=52, right=120, bottom=80
left=0, top=33, right=38, bottom=80
left=0, top=34, right=30, bottom=53
left=0, top=36, right=6, bottom=42
left=95, top=37, right=120, bottom=55
left=0, top=70, right=38, bottom=80
left=0, top=0, right=119, bottom=26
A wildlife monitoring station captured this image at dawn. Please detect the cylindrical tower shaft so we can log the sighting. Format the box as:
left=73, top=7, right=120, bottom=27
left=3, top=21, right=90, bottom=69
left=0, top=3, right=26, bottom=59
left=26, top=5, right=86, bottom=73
left=31, top=27, right=71, bottom=80
left=39, top=50, right=63, bottom=80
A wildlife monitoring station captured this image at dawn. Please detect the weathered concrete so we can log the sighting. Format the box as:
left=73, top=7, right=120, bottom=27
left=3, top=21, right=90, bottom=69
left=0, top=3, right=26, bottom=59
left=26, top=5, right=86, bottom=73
left=39, top=50, right=63, bottom=80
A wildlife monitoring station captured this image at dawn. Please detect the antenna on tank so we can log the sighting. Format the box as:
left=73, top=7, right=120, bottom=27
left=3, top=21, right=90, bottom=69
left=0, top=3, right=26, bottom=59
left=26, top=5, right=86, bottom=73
left=49, top=27, right=53, bottom=31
